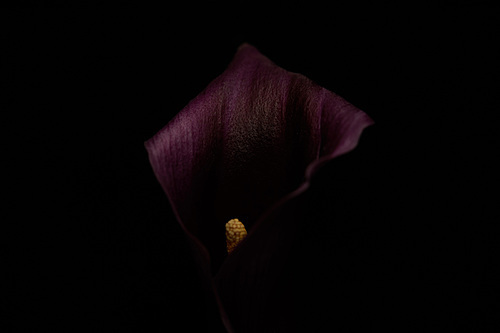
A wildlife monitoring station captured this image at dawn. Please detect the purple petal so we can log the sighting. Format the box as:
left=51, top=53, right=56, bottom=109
left=145, top=43, right=373, bottom=332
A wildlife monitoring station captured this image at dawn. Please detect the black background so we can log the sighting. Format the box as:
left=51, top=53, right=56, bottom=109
left=4, top=3, right=498, bottom=332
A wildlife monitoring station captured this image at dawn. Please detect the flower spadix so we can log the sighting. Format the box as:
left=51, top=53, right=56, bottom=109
left=225, top=218, right=247, bottom=254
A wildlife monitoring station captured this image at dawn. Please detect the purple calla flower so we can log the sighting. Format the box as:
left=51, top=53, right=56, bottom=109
left=145, top=44, right=373, bottom=332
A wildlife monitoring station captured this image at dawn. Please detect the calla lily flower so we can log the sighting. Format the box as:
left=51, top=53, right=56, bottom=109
left=145, top=44, right=373, bottom=332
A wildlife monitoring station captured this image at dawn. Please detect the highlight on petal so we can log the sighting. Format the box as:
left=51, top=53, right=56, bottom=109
left=145, top=43, right=374, bottom=332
